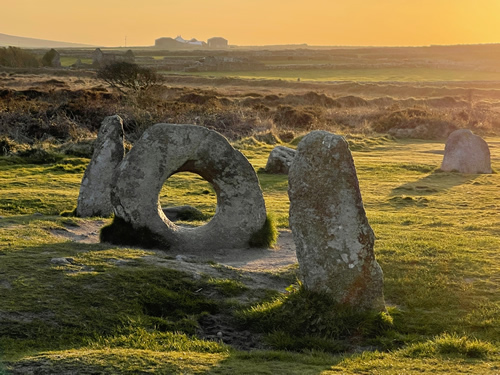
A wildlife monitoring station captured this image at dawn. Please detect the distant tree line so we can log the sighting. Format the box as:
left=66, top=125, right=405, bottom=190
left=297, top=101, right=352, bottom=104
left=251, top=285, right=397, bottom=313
left=0, top=46, right=57, bottom=68
left=0, top=47, right=40, bottom=67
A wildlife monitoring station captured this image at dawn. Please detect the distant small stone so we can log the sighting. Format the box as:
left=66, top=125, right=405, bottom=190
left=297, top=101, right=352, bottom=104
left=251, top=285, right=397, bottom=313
left=264, top=146, right=296, bottom=174
left=50, top=257, right=74, bottom=265
left=441, top=129, right=492, bottom=174
left=162, top=205, right=205, bottom=221
left=33, top=212, right=43, bottom=217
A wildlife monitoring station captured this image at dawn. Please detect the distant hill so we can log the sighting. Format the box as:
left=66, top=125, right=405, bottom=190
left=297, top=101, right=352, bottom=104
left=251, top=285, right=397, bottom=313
left=0, top=33, right=94, bottom=48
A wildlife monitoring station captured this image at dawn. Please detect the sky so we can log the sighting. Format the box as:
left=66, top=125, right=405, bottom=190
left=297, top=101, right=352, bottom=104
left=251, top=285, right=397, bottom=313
left=2, top=0, right=500, bottom=47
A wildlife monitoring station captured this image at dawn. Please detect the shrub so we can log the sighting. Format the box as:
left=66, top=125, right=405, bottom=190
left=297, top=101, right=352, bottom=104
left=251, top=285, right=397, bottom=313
left=0, top=47, right=40, bottom=67
left=273, top=105, right=320, bottom=130
left=372, top=108, right=457, bottom=139
left=97, top=62, right=164, bottom=93
left=41, top=49, right=58, bottom=67
left=15, top=147, right=64, bottom=164
left=0, top=136, right=18, bottom=155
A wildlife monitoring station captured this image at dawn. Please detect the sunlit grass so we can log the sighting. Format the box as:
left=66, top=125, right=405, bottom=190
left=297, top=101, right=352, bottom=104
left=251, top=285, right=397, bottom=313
left=0, top=137, right=499, bottom=373
left=59, top=57, right=92, bottom=67
left=163, top=67, right=500, bottom=82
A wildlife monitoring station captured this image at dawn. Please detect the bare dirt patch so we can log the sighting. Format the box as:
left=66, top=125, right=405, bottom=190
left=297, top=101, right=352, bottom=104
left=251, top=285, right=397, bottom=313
left=50, top=220, right=105, bottom=244
left=50, top=220, right=298, bottom=291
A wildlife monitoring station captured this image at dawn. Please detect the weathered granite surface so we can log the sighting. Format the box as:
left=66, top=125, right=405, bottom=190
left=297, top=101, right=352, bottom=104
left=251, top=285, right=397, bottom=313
left=264, top=145, right=296, bottom=174
left=76, top=115, right=125, bottom=217
left=110, top=123, right=267, bottom=252
left=441, top=129, right=492, bottom=174
left=288, top=131, right=385, bottom=311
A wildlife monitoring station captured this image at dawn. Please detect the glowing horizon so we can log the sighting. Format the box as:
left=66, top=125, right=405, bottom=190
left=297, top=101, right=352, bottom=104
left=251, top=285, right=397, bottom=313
left=3, top=0, right=500, bottom=47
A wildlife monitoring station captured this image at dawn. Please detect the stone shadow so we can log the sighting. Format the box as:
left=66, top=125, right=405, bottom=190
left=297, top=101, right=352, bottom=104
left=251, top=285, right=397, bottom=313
left=391, top=170, right=479, bottom=196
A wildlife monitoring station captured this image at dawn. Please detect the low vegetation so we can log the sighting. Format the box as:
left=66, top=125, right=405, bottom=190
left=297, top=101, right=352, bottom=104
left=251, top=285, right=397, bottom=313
left=0, top=65, right=499, bottom=372
left=0, top=47, right=40, bottom=68
left=0, top=130, right=498, bottom=373
left=97, top=61, right=164, bottom=93
left=0, top=78, right=499, bottom=157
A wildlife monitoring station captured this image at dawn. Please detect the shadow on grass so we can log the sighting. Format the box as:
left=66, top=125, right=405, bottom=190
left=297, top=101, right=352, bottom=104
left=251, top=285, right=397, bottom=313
left=391, top=170, right=479, bottom=196
left=6, top=349, right=342, bottom=374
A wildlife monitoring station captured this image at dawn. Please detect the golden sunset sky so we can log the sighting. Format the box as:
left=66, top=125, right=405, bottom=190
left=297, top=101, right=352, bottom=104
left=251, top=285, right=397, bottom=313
left=3, top=0, right=500, bottom=47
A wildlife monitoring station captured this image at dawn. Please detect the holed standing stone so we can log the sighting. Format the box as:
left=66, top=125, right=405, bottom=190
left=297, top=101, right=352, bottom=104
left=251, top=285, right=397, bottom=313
left=108, top=123, right=267, bottom=253
left=288, top=131, right=385, bottom=311
left=76, top=115, right=125, bottom=217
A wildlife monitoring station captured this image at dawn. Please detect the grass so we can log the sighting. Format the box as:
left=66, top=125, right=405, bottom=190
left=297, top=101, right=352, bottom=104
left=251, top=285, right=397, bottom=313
left=159, top=171, right=218, bottom=219
left=0, top=136, right=499, bottom=373
left=59, top=57, right=92, bottom=67
left=164, top=67, right=500, bottom=82
left=235, top=282, right=394, bottom=352
left=248, top=213, right=279, bottom=248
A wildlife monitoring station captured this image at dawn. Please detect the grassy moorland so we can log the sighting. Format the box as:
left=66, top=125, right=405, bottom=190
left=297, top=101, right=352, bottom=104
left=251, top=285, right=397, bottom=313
left=0, top=63, right=500, bottom=373
left=166, top=67, right=500, bottom=83
left=0, top=134, right=499, bottom=374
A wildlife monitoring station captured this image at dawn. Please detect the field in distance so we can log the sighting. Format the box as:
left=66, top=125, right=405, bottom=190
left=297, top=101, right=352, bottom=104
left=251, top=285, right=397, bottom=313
left=166, top=66, right=500, bottom=82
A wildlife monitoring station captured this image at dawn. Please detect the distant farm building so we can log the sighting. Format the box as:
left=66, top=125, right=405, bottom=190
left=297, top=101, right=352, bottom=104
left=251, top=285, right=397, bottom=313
left=208, top=37, right=228, bottom=49
left=155, top=37, right=180, bottom=49
left=92, top=48, right=135, bottom=67
left=175, top=35, right=206, bottom=46
left=154, top=36, right=228, bottom=49
left=155, top=36, right=207, bottom=49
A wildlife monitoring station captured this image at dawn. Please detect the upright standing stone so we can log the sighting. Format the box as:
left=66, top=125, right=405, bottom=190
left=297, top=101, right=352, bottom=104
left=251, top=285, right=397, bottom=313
left=76, top=115, right=125, bottom=217
left=288, top=131, right=385, bottom=311
left=441, top=129, right=492, bottom=174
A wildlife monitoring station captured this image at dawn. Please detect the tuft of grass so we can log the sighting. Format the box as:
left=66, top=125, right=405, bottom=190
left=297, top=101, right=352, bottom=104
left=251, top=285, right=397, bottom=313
left=346, top=134, right=394, bottom=151
left=388, top=195, right=429, bottom=207
left=60, top=207, right=77, bottom=217
left=207, top=277, right=249, bottom=297
left=14, top=147, right=65, bottom=165
left=163, top=205, right=209, bottom=222
left=236, top=282, right=394, bottom=353
left=248, top=213, right=278, bottom=248
left=87, top=328, right=228, bottom=353
left=402, top=333, right=496, bottom=359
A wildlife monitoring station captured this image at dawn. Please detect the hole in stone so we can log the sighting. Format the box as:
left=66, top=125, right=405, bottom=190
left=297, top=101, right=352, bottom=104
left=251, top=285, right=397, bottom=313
left=159, top=172, right=217, bottom=225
